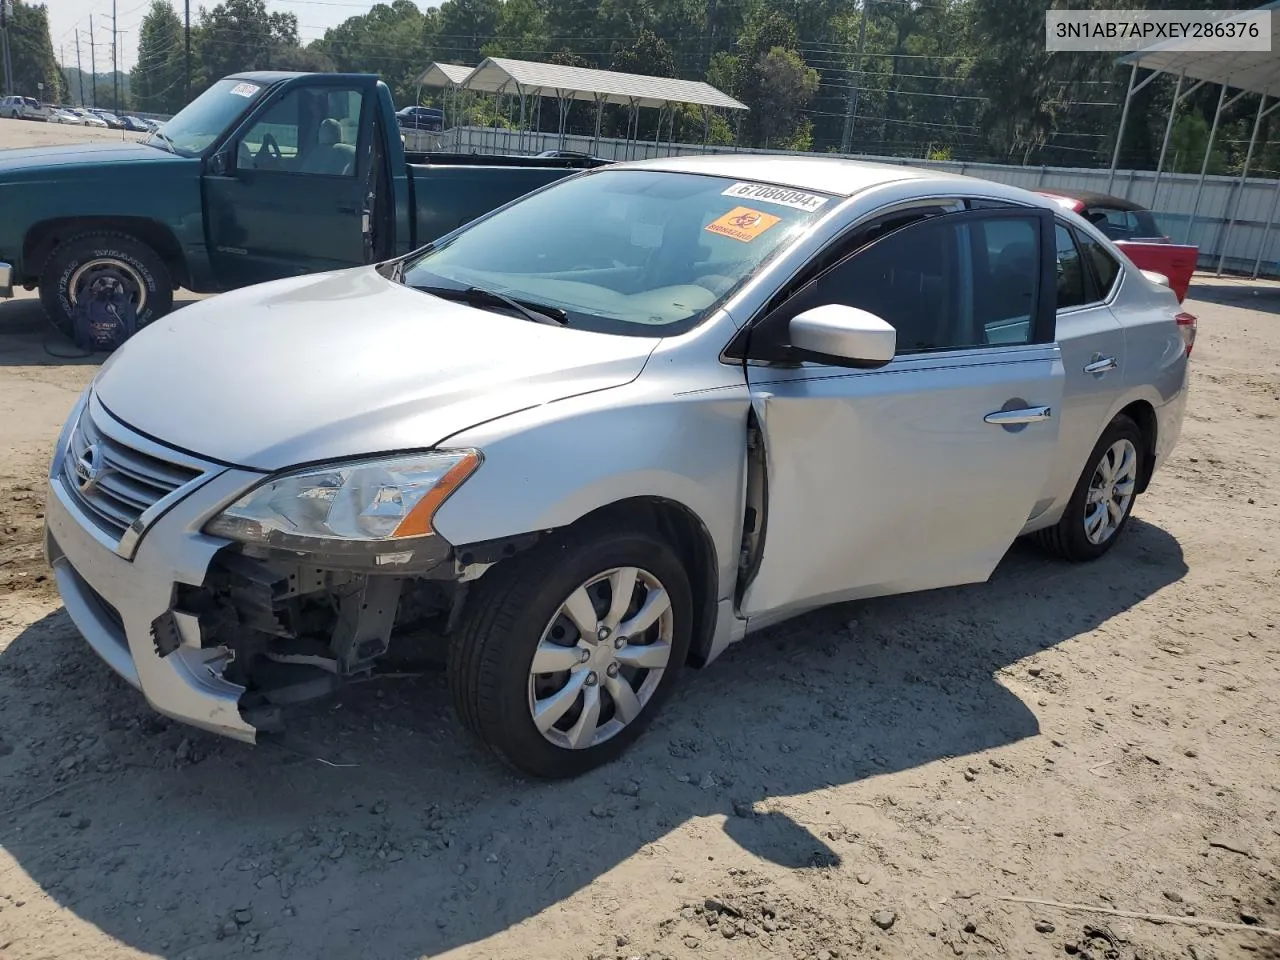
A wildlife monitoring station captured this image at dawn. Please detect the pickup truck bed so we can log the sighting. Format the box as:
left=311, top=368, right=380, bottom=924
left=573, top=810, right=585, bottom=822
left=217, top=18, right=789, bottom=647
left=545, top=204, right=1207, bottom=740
left=406, top=153, right=607, bottom=248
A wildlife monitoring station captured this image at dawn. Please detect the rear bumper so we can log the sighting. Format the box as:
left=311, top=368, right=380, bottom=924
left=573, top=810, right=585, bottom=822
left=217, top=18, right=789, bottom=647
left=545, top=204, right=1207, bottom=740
left=0, top=261, right=12, bottom=299
left=44, top=400, right=267, bottom=742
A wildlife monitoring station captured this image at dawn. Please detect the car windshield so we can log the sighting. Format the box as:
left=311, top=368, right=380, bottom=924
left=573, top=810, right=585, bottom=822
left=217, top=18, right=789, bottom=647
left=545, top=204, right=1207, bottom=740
left=399, top=169, right=834, bottom=336
left=147, top=77, right=267, bottom=156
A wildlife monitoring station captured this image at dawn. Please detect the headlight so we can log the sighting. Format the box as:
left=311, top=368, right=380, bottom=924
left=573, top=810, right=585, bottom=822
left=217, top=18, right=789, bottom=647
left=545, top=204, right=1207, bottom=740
left=205, top=449, right=480, bottom=548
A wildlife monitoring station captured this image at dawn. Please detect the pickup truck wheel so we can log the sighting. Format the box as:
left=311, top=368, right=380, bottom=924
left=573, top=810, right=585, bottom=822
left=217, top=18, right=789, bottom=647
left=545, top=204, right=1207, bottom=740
left=1035, top=414, right=1144, bottom=562
left=40, top=232, right=173, bottom=338
left=449, top=523, right=693, bottom=779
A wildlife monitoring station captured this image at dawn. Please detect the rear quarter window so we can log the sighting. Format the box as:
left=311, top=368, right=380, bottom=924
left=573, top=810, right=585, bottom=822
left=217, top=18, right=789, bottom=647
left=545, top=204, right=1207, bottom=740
left=1076, top=231, right=1121, bottom=299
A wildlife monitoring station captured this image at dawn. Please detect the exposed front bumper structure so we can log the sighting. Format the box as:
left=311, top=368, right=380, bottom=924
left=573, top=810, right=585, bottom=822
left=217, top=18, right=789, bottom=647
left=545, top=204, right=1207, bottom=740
left=44, top=393, right=266, bottom=742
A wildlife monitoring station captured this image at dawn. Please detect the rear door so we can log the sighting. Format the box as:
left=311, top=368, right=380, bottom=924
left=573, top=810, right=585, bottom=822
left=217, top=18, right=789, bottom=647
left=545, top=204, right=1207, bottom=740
left=203, top=77, right=375, bottom=289
left=1034, top=222, right=1128, bottom=524
left=739, top=206, right=1065, bottom=621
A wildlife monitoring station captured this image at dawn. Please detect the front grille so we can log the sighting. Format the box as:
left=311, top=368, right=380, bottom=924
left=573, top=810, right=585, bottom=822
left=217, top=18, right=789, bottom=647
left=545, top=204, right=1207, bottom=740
left=61, top=406, right=204, bottom=544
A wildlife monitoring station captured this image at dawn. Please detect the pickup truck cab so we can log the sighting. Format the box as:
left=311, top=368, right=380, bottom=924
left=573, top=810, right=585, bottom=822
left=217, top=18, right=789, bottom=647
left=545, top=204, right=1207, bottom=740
left=0, top=72, right=601, bottom=334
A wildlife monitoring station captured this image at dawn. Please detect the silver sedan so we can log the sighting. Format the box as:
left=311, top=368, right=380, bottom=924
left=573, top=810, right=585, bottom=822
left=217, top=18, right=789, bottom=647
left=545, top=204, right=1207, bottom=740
left=44, top=155, right=1192, bottom=778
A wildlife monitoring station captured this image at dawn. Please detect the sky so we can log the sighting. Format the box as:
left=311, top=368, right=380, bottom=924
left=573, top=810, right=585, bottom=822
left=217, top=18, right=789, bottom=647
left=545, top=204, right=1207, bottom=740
left=50, top=0, right=442, bottom=74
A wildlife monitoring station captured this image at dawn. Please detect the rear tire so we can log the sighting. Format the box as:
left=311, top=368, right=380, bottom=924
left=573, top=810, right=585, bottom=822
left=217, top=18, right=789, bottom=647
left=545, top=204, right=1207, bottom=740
left=1035, top=414, right=1144, bottom=562
left=449, top=521, right=693, bottom=779
left=39, top=231, right=173, bottom=339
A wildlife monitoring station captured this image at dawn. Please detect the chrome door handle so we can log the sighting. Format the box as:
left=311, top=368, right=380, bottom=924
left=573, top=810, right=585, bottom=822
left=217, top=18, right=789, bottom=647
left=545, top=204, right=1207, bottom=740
left=1084, top=355, right=1118, bottom=374
left=985, top=406, right=1052, bottom=425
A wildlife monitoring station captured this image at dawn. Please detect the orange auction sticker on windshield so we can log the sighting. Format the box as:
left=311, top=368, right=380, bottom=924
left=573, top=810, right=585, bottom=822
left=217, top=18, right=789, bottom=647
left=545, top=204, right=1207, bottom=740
left=705, top=206, right=782, bottom=243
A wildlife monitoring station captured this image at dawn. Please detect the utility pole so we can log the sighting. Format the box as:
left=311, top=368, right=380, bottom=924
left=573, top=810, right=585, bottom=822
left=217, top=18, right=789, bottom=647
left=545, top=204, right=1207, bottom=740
left=840, top=0, right=869, bottom=155
left=184, top=0, right=191, bottom=104
left=1, top=0, right=13, bottom=98
left=90, top=15, right=97, bottom=108
left=76, top=30, right=85, bottom=106
left=112, top=0, right=119, bottom=114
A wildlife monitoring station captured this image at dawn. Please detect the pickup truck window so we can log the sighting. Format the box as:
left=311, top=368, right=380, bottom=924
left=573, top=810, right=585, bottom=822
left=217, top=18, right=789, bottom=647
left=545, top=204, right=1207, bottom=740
left=400, top=169, right=833, bottom=337
left=148, top=76, right=267, bottom=156
left=237, top=86, right=363, bottom=176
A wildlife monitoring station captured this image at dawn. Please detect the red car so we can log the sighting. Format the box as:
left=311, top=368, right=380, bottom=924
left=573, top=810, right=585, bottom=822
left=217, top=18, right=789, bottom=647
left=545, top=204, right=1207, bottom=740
left=1038, top=189, right=1197, bottom=303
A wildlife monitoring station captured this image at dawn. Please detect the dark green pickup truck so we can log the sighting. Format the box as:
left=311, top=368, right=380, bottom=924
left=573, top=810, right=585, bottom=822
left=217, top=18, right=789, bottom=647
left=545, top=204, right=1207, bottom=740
left=0, top=71, right=604, bottom=333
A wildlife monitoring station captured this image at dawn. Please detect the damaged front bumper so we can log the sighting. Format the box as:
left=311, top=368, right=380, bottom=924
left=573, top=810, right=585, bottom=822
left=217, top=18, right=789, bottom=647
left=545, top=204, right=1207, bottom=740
left=45, top=444, right=267, bottom=743
left=44, top=394, right=495, bottom=742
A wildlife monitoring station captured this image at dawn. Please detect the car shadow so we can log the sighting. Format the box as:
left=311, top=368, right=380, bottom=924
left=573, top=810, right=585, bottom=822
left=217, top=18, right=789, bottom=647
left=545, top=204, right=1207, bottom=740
left=0, top=296, right=203, bottom=366
left=0, top=518, right=1187, bottom=959
left=1186, top=276, right=1280, bottom=316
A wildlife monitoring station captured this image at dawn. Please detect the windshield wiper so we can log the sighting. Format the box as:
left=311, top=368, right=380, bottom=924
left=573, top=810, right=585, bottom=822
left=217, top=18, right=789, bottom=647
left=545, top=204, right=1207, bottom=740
left=145, top=129, right=177, bottom=154
left=415, top=284, right=569, bottom=326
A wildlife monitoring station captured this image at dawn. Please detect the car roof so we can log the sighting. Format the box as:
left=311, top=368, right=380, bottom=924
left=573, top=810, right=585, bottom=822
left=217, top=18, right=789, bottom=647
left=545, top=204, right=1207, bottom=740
left=608, top=152, right=1053, bottom=206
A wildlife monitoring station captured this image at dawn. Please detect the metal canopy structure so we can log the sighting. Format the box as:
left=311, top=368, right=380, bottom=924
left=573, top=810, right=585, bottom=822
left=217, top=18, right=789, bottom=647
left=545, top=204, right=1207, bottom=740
left=462, top=57, right=747, bottom=111
left=411, top=56, right=746, bottom=157
left=416, top=62, right=472, bottom=90
left=1111, top=2, right=1280, bottom=277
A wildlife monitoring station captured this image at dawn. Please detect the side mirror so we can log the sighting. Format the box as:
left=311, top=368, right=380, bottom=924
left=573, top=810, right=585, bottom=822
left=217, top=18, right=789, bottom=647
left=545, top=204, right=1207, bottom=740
left=789, top=304, right=896, bottom=368
left=207, top=150, right=230, bottom=176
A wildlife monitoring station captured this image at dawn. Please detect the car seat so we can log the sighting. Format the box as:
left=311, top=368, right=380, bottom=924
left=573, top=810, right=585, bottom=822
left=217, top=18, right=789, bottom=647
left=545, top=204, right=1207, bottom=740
left=301, top=118, right=356, bottom=175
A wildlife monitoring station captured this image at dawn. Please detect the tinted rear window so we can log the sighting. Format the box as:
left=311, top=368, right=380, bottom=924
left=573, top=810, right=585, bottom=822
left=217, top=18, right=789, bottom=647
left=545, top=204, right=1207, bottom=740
left=1077, top=231, right=1121, bottom=298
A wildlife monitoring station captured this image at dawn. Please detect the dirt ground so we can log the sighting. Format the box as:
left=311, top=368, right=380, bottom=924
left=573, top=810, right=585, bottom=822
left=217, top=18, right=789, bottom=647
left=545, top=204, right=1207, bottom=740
left=0, top=116, right=147, bottom=149
left=1, top=120, right=1279, bottom=960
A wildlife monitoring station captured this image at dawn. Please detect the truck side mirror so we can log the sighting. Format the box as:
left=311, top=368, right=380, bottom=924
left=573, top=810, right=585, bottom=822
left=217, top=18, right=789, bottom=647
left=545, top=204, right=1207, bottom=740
left=207, top=150, right=230, bottom=176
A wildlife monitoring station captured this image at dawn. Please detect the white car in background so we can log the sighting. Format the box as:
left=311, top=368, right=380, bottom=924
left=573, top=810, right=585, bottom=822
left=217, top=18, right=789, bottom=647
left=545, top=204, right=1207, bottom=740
left=0, top=95, right=49, bottom=121
left=48, top=107, right=84, bottom=124
left=68, top=109, right=109, bottom=128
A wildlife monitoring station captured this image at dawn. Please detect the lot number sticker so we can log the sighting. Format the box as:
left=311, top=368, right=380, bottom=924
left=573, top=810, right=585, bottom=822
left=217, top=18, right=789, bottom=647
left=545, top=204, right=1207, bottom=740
left=721, top=182, right=830, bottom=213
left=230, top=82, right=261, bottom=98
left=705, top=206, right=782, bottom=243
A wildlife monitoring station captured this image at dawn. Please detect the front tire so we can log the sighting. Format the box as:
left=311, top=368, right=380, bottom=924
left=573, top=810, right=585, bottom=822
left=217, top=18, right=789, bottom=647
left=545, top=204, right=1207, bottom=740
left=1035, top=414, right=1144, bottom=562
left=39, top=231, right=173, bottom=339
left=449, top=522, right=693, bottom=779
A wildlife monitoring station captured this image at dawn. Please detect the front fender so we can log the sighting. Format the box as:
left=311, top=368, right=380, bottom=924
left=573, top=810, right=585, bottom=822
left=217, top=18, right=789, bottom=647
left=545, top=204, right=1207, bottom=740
left=431, top=375, right=752, bottom=603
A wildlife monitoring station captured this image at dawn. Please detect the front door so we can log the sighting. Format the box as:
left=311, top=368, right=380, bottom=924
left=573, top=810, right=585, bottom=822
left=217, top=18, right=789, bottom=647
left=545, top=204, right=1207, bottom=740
left=203, top=80, right=374, bottom=289
left=739, top=207, right=1066, bottom=622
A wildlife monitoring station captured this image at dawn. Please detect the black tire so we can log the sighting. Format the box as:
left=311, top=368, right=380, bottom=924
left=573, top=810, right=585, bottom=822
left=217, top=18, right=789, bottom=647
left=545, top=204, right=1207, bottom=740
left=39, top=231, right=174, bottom=339
left=1035, top=414, right=1145, bottom=562
left=449, top=521, right=693, bottom=779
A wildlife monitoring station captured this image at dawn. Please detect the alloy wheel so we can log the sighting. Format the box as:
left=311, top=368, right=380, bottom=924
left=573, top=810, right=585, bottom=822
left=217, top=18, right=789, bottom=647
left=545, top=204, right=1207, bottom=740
left=527, top=566, right=674, bottom=750
left=1084, top=438, right=1138, bottom=545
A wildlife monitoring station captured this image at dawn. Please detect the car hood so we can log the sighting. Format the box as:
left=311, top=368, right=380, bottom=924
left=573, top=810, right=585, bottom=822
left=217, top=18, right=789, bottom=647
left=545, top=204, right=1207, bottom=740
left=93, top=267, right=659, bottom=472
left=0, top=141, right=182, bottom=176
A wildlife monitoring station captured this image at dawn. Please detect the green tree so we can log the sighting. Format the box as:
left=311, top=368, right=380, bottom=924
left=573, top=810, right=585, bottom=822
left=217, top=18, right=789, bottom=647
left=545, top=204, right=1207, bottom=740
left=313, top=0, right=430, bottom=105
left=192, top=0, right=299, bottom=92
left=5, top=0, right=62, bottom=101
left=609, top=28, right=675, bottom=78
left=435, top=0, right=501, bottom=65
left=1169, top=112, right=1228, bottom=175
left=481, top=0, right=548, bottom=58
left=131, top=0, right=186, bottom=114
left=752, top=45, right=818, bottom=149
left=731, top=8, right=819, bottom=148
left=544, top=0, right=603, bottom=63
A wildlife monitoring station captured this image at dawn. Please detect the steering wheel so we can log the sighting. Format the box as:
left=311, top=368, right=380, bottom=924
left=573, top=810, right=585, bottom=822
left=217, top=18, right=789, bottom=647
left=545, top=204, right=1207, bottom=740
left=257, top=132, right=283, bottom=166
